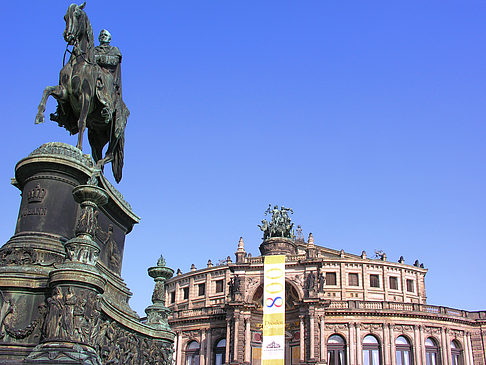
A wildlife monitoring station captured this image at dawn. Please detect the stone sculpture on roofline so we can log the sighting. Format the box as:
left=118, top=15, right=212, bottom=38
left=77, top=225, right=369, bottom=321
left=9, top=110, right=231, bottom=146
left=0, top=3, right=174, bottom=364
left=258, top=204, right=298, bottom=256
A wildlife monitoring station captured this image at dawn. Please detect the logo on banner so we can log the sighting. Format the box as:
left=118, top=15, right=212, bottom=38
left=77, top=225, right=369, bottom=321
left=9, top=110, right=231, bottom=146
left=266, top=341, right=281, bottom=349
left=265, top=297, right=283, bottom=308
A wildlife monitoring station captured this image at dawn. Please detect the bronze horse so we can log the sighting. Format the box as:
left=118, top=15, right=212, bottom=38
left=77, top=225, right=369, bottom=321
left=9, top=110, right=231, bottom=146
left=35, top=3, right=128, bottom=183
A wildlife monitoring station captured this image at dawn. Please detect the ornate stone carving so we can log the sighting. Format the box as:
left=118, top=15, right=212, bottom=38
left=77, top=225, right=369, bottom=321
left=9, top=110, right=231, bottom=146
left=425, top=327, right=441, bottom=335
left=393, top=325, right=414, bottom=332
left=65, top=185, right=108, bottom=267
left=4, top=303, right=46, bottom=340
left=325, top=323, right=349, bottom=331
left=27, top=184, right=47, bottom=204
left=28, top=142, right=94, bottom=168
left=450, top=329, right=464, bottom=338
left=360, top=323, right=383, bottom=333
left=0, top=247, right=37, bottom=266
left=291, top=274, right=304, bottom=288
left=97, top=224, right=121, bottom=273
left=183, top=330, right=200, bottom=340
left=42, top=287, right=102, bottom=343
left=246, top=277, right=261, bottom=294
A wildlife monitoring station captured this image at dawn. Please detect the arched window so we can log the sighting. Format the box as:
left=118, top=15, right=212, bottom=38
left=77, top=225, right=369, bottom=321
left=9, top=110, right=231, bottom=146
left=363, top=335, right=381, bottom=365
left=185, top=341, right=200, bottom=365
left=214, top=339, right=226, bottom=365
left=425, top=338, right=440, bottom=365
left=395, top=336, right=413, bottom=365
left=451, top=340, right=463, bottom=365
left=327, top=334, right=346, bottom=365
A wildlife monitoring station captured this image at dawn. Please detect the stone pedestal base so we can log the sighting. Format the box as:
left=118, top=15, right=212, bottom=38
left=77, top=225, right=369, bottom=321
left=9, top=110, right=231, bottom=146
left=259, top=237, right=297, bottom=256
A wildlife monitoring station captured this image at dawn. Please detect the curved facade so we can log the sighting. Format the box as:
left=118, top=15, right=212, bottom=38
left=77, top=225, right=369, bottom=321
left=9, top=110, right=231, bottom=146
left=166, top=235, right=486, bottom=365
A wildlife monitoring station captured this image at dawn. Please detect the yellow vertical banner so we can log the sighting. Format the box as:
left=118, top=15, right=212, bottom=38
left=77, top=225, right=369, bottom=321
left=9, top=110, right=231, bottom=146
left=263, top=255, right=285, bottom=365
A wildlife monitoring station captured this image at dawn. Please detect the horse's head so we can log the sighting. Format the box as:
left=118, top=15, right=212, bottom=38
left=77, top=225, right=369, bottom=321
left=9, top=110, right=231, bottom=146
left=63, top=2, right=87, bottom=45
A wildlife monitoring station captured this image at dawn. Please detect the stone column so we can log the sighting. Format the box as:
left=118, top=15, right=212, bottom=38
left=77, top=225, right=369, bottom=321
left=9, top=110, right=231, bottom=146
left=441, top=328, right=449, bottom=365
left=356, top=323, right=362, bottom=365
left=413, top=325, right=420, bottom=365
left=177, top=331, right=183, bottom=365
left=348, top=322, right=355, bottom=365
left=244, top=315, right=251, bottom=364
left=467, top=332, right=474, bottom=365
left=446, top=329, right=451, bottom=365
left=384, top=323, right=391, bottom=365
left=463, top=332, right=470, bottom=365
left=206, top=329, right=212, bottom=365
left=200, top=330, right=206, bottom=365
left=310, top=312, right=315, bottom=360
left=300, top=315, right=305, bottom=362
left=420, top=326, right=426, bottom=365
left=225, top=318, right=231, bottom=364
left=233, top=314, right=239, bottom=362
left=320, top=316, right=325, bottom=363
left=390, top=324, right=396, bottom=365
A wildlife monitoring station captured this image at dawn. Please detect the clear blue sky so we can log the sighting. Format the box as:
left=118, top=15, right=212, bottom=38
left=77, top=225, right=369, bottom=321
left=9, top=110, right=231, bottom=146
left=0, top=1, right=484, bottom=316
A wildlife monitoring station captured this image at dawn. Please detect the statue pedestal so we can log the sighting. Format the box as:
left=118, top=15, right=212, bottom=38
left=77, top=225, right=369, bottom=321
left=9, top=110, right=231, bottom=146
left=0, top=143, right=174, bottom=364
left=259, top=237, right=298, bottom=256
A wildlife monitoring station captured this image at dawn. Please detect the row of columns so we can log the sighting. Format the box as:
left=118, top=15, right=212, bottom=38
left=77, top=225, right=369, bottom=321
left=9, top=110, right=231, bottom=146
left=175, top=313, right=475, bottom=365
left=296, top=312, right=475, bottom=365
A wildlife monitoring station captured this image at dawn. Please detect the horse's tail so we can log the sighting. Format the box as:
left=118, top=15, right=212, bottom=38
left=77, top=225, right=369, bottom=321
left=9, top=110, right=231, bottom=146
left=112, top=132, right=124, bottom=183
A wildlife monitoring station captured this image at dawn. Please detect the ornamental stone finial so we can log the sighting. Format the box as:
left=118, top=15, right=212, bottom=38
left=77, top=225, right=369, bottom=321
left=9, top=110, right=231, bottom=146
left=237, top=237, right=245, bottom=252
left=146, top=255, right=173, bottom=330
left=157, top=255, right=166, bottom=267
left=308, top=233, right=314, bottom=246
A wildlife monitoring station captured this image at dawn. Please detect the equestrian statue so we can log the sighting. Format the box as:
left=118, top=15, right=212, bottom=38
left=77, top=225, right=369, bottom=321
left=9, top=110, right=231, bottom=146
left=35, top=3, right=129, bottom=183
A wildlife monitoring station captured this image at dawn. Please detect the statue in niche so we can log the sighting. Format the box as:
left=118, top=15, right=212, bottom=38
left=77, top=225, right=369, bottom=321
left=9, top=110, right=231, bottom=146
left=305, top=271, right=315, bottom=295
left=318, top=272, right=326, bottom=293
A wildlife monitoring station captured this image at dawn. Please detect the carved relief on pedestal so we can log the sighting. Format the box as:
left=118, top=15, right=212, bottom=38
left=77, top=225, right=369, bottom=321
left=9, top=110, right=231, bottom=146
left=42, top=287, right=101, bottom=343
left=96, top=320, right=173, bottom=365
left=0, top=247, right=62, bottom=267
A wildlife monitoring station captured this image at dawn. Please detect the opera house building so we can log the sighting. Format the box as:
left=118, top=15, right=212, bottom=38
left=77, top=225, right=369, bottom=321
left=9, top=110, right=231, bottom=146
left=166, top=224, right=486, bottom=365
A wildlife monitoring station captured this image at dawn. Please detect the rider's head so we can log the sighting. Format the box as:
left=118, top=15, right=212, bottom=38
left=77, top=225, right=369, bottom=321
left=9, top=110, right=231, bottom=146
left=98, top=29, right=111, bottom=44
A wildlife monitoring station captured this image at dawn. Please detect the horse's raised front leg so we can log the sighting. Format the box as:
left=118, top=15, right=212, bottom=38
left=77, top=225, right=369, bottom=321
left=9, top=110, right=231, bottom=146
left=35, top=85, right=65, bottom=124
